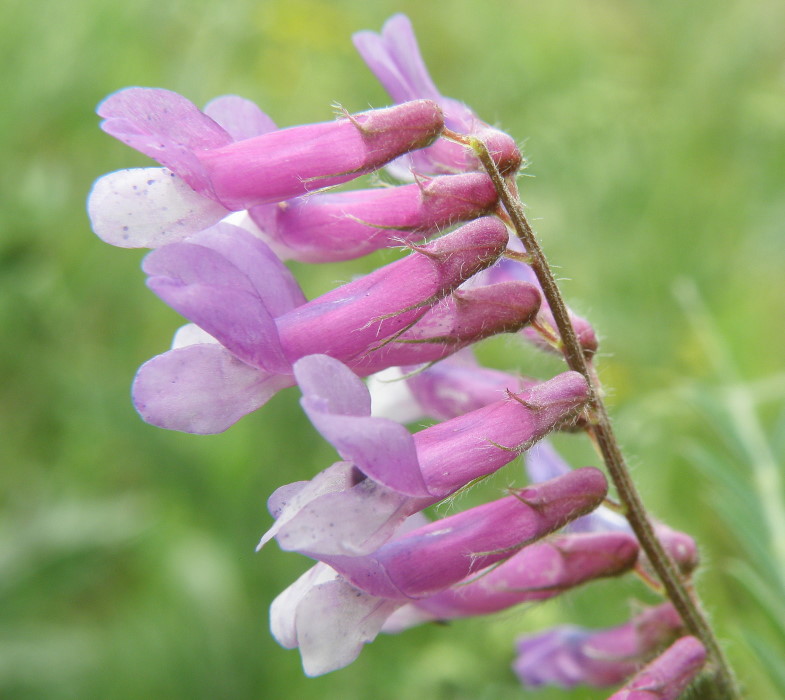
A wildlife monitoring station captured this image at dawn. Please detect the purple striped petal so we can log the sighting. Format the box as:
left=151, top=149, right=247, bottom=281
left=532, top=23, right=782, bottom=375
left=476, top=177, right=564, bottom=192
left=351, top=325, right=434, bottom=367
left=197, top=100, right=444, bottom=209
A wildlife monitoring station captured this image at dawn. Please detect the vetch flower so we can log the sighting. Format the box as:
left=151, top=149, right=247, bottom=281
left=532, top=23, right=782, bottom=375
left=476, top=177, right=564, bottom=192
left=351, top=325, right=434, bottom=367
left=513, top=603, right=685, bottom=688
left=259, top=354, right=590, bottom=556
left=247, top=171, right=499, bottom=263
left=382, top=531, right=639, bottom=631
left=607, top=636, right=706, bottom=700
left=526, top=442, right=700, bottom=574
left=480, top=251, right=599, bottom=357
left=96, top=86, right=445, bottom=211
left=271, top=467, right=608, bottom=675
left=133, top=218, right=510, bottom=433
left=88, top=94, right=277, bottom=247
left=353, top=14, right=521, bottom=178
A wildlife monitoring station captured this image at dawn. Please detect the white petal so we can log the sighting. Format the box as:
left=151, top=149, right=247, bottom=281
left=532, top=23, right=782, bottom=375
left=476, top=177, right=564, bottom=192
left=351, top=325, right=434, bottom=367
left=171, top=323, right=218, bottom=349
left=367, top=367, right=424, bottom=423
left=295, top=579, right=401, bottom=676
left=88, top=167, right=228, bottom=248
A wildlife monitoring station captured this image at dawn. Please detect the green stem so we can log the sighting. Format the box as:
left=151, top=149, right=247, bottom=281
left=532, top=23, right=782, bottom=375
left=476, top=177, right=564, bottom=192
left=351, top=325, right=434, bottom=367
left=468, top=135, right=742, bottom=698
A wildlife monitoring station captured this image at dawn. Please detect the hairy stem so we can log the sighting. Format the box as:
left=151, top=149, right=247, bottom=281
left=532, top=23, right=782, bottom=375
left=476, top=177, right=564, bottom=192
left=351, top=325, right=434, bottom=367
left=467, top=135, right=741, bottom=698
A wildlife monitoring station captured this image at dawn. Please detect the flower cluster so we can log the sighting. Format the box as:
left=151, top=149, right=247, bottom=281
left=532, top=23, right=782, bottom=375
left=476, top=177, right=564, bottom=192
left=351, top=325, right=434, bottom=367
left=89, top=14, right=707, bottom=697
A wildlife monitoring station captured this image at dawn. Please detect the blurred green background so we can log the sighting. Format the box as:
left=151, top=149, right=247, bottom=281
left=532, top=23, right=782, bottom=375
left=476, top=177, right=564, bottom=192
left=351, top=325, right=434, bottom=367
left=3, top=0, right=785, bottom=697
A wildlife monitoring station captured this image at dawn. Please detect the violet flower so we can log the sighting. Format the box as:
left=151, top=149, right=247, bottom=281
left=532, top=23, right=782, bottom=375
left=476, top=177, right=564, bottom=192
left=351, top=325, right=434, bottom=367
left=271, top=467, right=608, bottom=676
left=479, top=248, right=599, bottom=357
left=88, top=94, right=275, bottom=248
left=259, top=354, right=590, bottom=556
left=96, top=87, right=445, bottom=211
left=353, top=14, right=521, bottom=178
left=382, top=531, right=639, bottom=631
left=247, top=171, right=499, bottom=263
left=133, top=217, right=509, bottom=433
left=526, top=442, right=699, bottom=574
left=606, top=636, right=706, bottom=700
left=513, top=603, right=685, bottom=689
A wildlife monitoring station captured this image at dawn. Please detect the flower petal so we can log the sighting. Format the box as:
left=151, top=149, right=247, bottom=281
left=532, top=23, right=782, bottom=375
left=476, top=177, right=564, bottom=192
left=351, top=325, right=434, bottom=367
left=294, top=356, right=428, bottom=497
left=87, top=168, right=228, bottom=248
left=203, top=95, right=277, bottom=141
left=132, top=344, right=292, bottom=433
left=98, top=87, right=233, bottom=195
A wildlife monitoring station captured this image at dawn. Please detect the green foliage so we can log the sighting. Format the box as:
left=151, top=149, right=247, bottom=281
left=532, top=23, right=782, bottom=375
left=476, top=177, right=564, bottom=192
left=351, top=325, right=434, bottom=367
left=2, top=0, right=784, bottom=697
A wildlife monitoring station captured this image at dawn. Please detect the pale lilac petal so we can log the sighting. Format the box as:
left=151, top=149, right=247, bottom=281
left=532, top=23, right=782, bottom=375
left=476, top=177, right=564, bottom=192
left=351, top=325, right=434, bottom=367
left=289, top=577, right=402, bottom=676
left=132, top=344, right=293, bottom=434
left=405, top=352, right=535, bottom=421
left=266, top=371, right=589, bottom=558
left=270, top=563, right=339, bottom=649
left=98, top=87, right=232, bottom=195
left=87, top=168, right=228, bottom=248
left=607, top=637, right=706, bottom=700
left=258, top=461, right=359, bottom=551
left=513, top=603, right=685, bottom=688
left=187, top=223, right=306, bottom=317
left=353, top=15, right=440, bottom=103
left=142, top=227, right=292, bottom=372
left=203, top=95, right=277, bottom=141
left=263, top=465, right=412, bottom=556
left=294, top=356, right=428, bottom=497
left=367, top=367, right=424, bottom=424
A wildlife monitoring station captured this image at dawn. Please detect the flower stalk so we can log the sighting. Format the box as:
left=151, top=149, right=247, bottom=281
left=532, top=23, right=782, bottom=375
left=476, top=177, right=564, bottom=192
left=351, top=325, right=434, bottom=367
left=468, top=134, right=742, bottom=699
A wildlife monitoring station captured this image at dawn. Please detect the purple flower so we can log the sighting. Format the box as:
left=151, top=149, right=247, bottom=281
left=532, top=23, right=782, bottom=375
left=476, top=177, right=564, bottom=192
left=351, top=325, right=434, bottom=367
left=346, top=280, right=542, bottom=376
left=133, top=217, right=509, bottom=433
left=247, top=172, right=499, bottom=263
left=513, top=603, right=685, bottom=688
left=271, top=467, right=608, bottom=676
left=353, top=14, right=521, bottom=178
left=526, top=442, right=700, bottom=574
left=96, top=87, right=445, bottom=210
left=479, top=250, right=599, bottom=357
left=259, top=354, right=590, bottom=556
left=383, top=531, right=639, bottom=631
left=606, top=636, right=706, bottom=700
left=88, top=94, right=275, bottom=248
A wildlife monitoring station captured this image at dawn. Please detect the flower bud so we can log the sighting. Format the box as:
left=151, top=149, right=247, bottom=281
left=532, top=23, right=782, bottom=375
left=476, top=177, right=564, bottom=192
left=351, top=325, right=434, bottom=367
left=513, top=603, right=685, bottom=688
left=606, top=636, right=706, bottom=700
